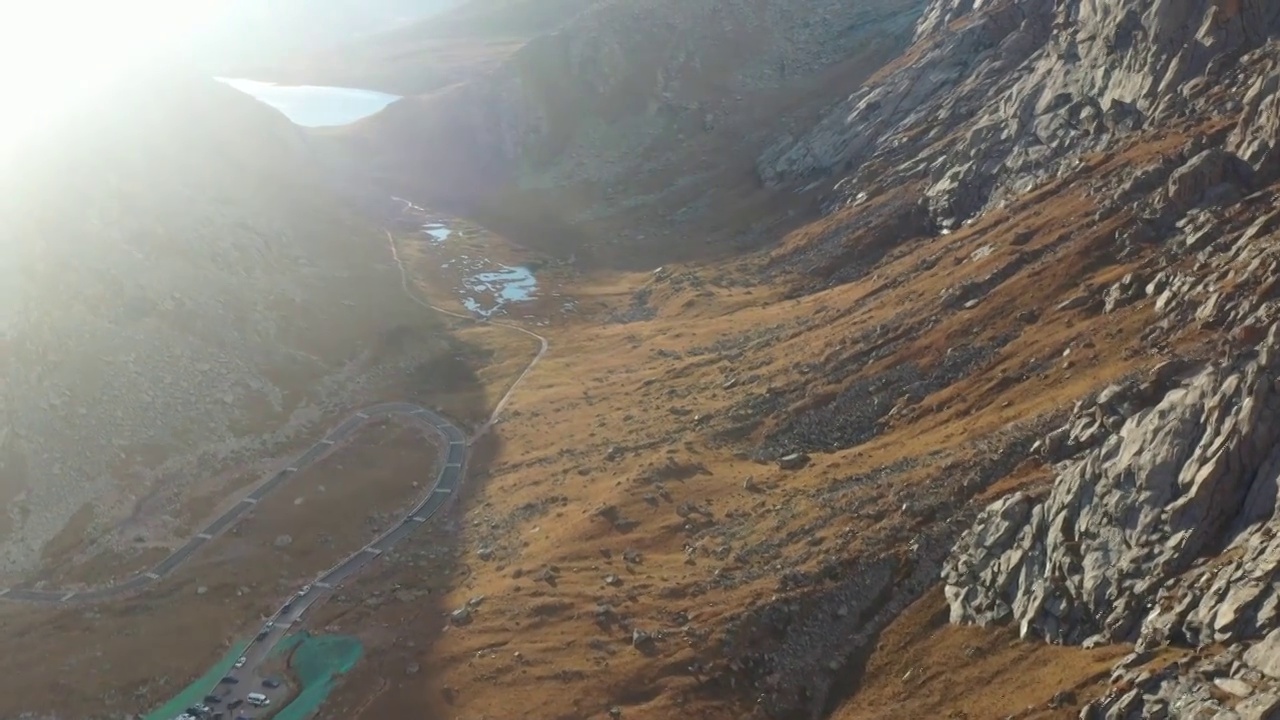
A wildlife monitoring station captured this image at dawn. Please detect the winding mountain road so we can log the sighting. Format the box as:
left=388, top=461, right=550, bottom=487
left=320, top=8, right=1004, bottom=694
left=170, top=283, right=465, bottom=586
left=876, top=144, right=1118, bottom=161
left=2, top=204, right=550, bottom=716
left=0, top=403, right=466, bottom=605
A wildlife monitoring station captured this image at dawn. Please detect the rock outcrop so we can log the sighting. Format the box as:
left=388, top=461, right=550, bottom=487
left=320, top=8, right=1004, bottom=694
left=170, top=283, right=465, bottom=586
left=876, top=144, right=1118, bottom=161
left=943, top=324, right=1280, bottom=715
left=946, top=326, right=1280, bottom=648
left=757, top=0, right=1280, bottom=230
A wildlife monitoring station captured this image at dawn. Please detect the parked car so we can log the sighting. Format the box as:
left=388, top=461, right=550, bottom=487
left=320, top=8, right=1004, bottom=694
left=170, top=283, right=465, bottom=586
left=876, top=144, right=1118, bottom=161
left=246, top=692, right=270, bottom=708
left=203, top=695, right=221, bottom=705
left=233, top=656, right=246, bottom=669
left=262, top=678, right=281, bottom=689
left=218, top=676, right=239, bottom=685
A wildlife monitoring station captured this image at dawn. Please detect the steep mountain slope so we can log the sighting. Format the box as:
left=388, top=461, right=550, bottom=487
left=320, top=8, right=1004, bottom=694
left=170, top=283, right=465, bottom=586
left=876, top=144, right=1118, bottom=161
left=295, top=1, right=1280, bottom=719
left=0, top=74, right=444, bottom=579
left=758, top=0, right=1280, bottom=228
left=763, top=0, right=1280, bottom=714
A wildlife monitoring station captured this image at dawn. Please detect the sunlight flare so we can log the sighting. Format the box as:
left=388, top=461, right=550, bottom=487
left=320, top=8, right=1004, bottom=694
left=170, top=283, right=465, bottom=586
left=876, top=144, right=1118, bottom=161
left=0, top=0, right=218, bottom=143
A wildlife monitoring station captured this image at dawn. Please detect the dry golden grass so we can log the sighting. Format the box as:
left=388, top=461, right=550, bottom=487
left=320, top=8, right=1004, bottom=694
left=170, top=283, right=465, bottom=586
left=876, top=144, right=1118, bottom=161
left=830, top=589, right=1132, bottom=720
left=301, top=134, right=1197, bottom=720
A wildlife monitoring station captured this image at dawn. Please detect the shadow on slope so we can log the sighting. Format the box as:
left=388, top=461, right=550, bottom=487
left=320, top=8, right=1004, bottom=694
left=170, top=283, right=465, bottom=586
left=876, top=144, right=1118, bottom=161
left=292, top=430, right=506, bottom=720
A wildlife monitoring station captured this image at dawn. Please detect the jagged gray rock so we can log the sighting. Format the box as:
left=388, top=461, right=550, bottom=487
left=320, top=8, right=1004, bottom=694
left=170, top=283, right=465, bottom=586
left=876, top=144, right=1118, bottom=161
left=946, top=324, right=1280, bottom=649
left=1163, top=148, right=1253, bottom=217
left=758, top=0, right=1280, bottom=228
left=1082, top=642, right=1280, bottom=719
left=1246, top=629, right=1280, bottom=679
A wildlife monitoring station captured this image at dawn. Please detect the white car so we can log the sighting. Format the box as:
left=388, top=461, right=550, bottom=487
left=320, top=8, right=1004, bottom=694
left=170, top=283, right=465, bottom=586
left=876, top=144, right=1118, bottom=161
left=233, top=656, right=246, bottom=669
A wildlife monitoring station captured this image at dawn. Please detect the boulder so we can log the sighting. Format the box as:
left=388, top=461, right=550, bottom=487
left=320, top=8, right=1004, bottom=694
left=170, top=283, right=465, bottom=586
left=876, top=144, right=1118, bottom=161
left=1245, top=629, right=1280, bottom=679
left=1237, top=693, right=1280, bottom=720
left=1165, top=149, right=1248, bottom=214
left=778, top=453, right=811, bottom=470
left=1214, top=677, right=1254, bottom=697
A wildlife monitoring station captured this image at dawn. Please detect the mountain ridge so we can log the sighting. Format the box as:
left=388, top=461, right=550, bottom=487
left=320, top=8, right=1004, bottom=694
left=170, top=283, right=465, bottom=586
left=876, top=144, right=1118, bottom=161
left=0, top=76, right=446, bottom=579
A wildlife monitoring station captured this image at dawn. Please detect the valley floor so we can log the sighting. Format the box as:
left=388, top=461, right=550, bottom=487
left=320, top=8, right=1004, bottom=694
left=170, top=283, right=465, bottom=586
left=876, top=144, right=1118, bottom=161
left=10, top=124, right=1279, bottom=720
left=301, top=150, right=1217, bottom=720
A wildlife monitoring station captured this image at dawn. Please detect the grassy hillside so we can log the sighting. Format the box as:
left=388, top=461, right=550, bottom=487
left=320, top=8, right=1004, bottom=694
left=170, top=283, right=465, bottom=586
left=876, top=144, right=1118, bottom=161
left=0, top=72, right=449, bottom=580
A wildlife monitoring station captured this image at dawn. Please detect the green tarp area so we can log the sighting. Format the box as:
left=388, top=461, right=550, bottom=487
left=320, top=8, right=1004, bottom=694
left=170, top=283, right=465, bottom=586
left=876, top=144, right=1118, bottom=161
left=142, top=640, right=250, bottom=720
left=268, top=632, right=305, bottom=661
left=143, top=632, right=361, bottom=720
left=271, top=632, right=363, bottom=720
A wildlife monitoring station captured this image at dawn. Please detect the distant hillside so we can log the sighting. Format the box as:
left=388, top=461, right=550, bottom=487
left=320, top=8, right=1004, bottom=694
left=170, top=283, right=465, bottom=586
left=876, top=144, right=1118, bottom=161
left=393, top=0, right=602, bottom=39
left=0, top=74, right=443, bottom=577
left=196, top=0, right=463, bottom=72
left=240, top=0, right=604, bottom=96
left=322, top=0, right=920, bottom=268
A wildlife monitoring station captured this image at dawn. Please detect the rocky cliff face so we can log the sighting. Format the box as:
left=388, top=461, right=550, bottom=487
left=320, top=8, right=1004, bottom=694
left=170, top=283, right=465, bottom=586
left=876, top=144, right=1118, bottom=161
left=0, top=77, right=438, bottom=577
left=943, top=328, right=1280, bottom=718
left=731, top=1, right=1280, bottom=715
left=758, top=0, right=1280, bottom=230
left=733, top=0, right=1280, bottom=715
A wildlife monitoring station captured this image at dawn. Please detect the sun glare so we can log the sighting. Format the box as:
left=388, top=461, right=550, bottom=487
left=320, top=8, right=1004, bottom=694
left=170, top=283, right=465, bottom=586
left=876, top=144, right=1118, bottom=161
left=0, top=0, right=219, bottom=146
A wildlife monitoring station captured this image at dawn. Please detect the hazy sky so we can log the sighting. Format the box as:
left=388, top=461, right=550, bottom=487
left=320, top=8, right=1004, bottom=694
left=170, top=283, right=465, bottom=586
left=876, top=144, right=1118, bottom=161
left=0, top=0, right=453, bottom=152
left=0, top=1, right=222, bottom=143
